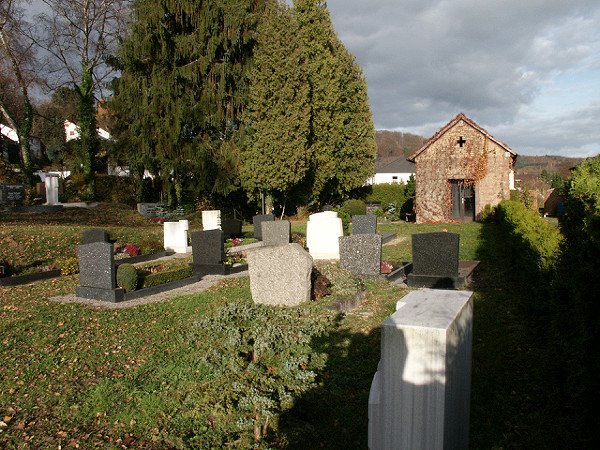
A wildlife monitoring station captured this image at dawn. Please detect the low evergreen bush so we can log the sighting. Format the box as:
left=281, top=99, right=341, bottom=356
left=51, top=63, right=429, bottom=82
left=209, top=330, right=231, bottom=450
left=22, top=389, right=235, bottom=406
left=342, top=199, right=366, bottom=217
left=139, top=266, right=193, bottom=289
left=116, top=263, right=138, bottom=292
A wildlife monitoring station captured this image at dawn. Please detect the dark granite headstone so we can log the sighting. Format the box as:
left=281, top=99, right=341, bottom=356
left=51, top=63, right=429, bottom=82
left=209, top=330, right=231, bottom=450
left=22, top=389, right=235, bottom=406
left=191, top=230, right=229, bottom=275
left=76, top=241, right=124, bottom=302
left=407, top=232, right=460, bottom=289
left=262, top=220, right=291, bottom=246
left=339, top=234, right=382, bottom=276
left=0, top=184, right=25, bottom=205
left=252, top=214, right=274, bottom=240
left=322, top=204, right=334, bottom=212
left=82, top=228, right=110, bottom=244
left=352, top=215, right=377, bottom=235
left=221, top=218, right=243, bottom=239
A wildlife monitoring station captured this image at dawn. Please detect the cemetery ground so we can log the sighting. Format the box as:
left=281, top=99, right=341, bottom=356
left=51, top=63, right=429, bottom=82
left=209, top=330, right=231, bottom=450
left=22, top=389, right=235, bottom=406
left=0, top=206, right=579, bottom=448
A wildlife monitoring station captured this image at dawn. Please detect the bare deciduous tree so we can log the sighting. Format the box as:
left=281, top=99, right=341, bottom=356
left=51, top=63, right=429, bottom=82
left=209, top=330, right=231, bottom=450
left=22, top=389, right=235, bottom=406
left=0, top=0, right=38, bottom=193
left=33, top=0, right=131, bottom=198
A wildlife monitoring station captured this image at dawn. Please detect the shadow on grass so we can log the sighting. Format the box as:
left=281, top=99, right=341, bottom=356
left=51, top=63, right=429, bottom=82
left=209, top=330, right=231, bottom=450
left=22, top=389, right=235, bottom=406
left=275, top=323, right=381, bottom=449
left=468, top=220, right=586, bottom=448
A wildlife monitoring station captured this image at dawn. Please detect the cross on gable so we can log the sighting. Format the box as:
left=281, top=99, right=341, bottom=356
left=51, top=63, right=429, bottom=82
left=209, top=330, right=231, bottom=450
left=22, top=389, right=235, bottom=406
left=457, top=136, right=466, bottom=147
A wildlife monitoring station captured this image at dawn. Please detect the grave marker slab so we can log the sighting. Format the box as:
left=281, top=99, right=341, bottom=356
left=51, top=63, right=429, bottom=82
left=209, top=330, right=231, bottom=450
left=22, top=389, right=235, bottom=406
left=221, top=218, right=242, bottom=239
left=44, top=175, right=59, bottom=205
left=368, top=289, right=473, bottom=450
left=191, top=230, right=228, bottom=275
left=262, top=220, right=291, bottom=246
left=202, top=210, right=221, bottom=231
left=82, top=228, right=110, bottom=244
left=247, top=243, right=312, bottom=306
left=163, top=220, right=190, bottom=253
left=306, top=211, right=343, bottom=260
left=339, top=234, right=382, bottom=276
left=252, top=214, right=274, bottom=240
left=76, top=241, right=124, bottom=302
left=407, top=232, right=460, bottom=289
left=352, top=214, right=377, bottom=235
left=0, top=184, right=24, bottom=205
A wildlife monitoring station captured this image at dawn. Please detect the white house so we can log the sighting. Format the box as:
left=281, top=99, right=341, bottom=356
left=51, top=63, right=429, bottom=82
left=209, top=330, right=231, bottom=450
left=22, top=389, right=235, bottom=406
left=367, top=156, right=415, bottom=185
left=64, top=120, right=111, bottom=142
left=1, top=123, right=44, bottom=162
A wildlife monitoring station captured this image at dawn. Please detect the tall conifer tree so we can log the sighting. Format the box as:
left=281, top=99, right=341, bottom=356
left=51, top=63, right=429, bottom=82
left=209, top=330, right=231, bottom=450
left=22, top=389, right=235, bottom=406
left=294, top=0, right=376, bottom=205
left=243, top=0, right=376, bottom=209
left=240, top=1, right=311, bottom=212
left=113, top=0, right=265, bottom=204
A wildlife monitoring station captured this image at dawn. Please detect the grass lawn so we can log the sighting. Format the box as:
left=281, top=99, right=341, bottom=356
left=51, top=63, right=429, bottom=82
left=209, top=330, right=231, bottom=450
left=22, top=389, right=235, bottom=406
left=0, top=207, right=575, bottom=448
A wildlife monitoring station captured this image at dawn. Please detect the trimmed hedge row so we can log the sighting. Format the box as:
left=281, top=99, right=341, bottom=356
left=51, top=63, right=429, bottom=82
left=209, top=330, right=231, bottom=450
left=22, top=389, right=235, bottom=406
left=139, top=266, right=193, bottom=289
left=493, top=200, right=561, bottom=295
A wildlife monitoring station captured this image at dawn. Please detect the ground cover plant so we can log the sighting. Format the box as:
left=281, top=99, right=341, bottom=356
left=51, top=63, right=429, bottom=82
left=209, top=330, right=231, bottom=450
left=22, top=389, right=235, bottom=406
left=1, top=206, right=594, bottom=447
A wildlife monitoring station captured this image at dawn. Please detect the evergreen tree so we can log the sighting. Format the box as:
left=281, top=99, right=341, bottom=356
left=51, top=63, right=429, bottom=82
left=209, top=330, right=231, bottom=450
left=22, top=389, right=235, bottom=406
left=242, top=0, right=376, bottom=210
left=240, top=1, right=311, bottom=213
left=113, top=0, right=266, bottom=205
left=295, top=0, right=376, bottom=205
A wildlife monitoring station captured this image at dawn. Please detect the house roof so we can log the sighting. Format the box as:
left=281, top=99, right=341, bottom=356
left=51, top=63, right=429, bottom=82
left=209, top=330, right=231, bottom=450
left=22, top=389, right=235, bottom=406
left=375, top=156, right=415, bottom=174
left=407, top=112, right=518, bottom=162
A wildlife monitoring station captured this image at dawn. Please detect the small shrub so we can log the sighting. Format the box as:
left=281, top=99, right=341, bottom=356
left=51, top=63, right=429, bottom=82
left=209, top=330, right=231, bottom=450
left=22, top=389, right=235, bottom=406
left=116, top=263, right=138, bottom=292
left=57, top=257, right=79, bottom=276
left=478, top=204, right=496, bottom=223
left=333, top=207, right=350, bottom=235
left=139, top=239, right=163, bottom=255
left=139, top=266, right=193, bottom=289
left=342, top=199, right=367, bottom=217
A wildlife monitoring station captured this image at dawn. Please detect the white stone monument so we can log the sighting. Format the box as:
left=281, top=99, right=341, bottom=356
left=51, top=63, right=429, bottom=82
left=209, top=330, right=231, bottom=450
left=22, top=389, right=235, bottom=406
left=368, top=289, right=473, bottom=450
left=202, top=210, right=221, bottom=231
left=306, top=211, right=343, bottom=260
left=44, top=174, right=60, bottom=205
left=163, top=220, right=190, bottom=253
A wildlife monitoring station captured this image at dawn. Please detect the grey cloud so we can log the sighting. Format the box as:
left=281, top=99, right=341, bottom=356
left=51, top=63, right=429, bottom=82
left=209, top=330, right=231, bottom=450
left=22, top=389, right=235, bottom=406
left=328, top=0, right=600, bottom=155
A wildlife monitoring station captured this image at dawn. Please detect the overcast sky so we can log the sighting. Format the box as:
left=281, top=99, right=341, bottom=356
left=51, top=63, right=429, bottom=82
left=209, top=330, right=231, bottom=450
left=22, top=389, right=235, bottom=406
left=328, top=0, right=600, bottom=157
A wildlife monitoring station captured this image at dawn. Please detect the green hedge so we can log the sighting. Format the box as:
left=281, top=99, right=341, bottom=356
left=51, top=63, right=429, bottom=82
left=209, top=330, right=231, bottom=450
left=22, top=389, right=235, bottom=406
left=139, top=266, right=193, bottom=289
left=493, top=200, right=561, bottom=292
left=365, top=183, right=406, bottom=206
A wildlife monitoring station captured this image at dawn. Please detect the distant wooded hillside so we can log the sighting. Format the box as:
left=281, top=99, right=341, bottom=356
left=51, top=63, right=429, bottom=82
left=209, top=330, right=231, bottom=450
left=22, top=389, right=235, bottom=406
left=375, top=130, right=427, bottom=158
left=515, top=155, right=583, bottom=179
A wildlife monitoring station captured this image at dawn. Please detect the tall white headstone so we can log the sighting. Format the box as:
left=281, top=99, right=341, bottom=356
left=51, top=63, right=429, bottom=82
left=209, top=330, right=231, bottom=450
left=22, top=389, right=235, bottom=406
left=368, top=289, right=473, bottom=450
left=163, top=219, right=190, bottom=253
left=45, top=175, right=59, bottom=205
left=306, top=211, right=343, bottom=260
left=202, top=210, right=222, bottom=231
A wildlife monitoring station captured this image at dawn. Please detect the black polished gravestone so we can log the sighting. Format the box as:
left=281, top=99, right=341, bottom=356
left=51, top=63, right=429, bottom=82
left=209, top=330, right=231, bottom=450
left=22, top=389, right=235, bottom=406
left=221, top=218, right=243, bottom=239
left=407, top=232, right=462, bottom=289
left=352, top=215, right=377, bottom=235
left=191, top=230, right=229, bottom=275
left=252, top=214, right=274, bottom=240
left=76, top=240, right=124, bottom=302
left=82, top=228, right=110, bottom=244
left=0, top=184, right=25, bottom=206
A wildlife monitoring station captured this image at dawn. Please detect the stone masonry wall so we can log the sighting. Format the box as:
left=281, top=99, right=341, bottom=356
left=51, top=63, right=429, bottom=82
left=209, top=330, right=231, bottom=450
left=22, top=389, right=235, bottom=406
left=415, top=119, right=513, bottom=223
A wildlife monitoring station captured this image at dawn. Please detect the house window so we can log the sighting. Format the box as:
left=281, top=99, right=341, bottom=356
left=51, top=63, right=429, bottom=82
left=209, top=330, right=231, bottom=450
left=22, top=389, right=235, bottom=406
left=392, top=176, right=398, bottom=183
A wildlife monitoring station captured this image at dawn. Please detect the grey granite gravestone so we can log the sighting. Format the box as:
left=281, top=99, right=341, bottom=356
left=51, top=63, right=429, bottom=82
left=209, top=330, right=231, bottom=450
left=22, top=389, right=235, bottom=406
left=82, top=228, right=110, bottom=244
left=339, top=234, right=382, bottom=276
left=252, top=214, right=274, bottom=240
left=407, top=232, right=460, bottom=289
left=262, top=220, right=291, bottom=246
left=191, top=229, right=228, bottom=275
left=76, top=241, right=124, bottom=302
left=221, top=218, right=242, bottom=239
left=352, top=215, right=377, bottom=235
left=137, top=202, right=159, bottom=217
left=247, top=243, right=313, bottom=306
